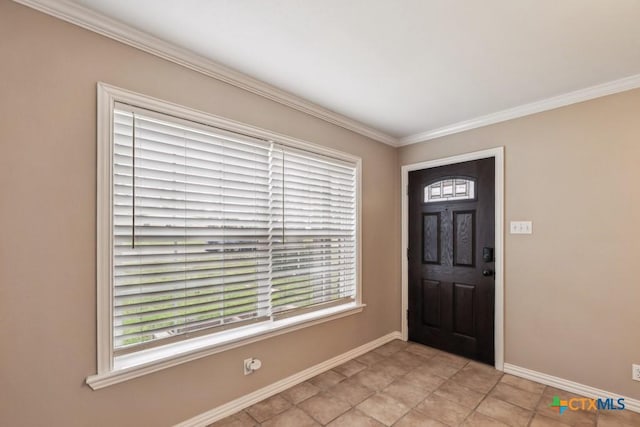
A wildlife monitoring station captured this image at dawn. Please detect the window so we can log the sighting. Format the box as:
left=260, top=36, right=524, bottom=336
left=424, top=178, right=475, bottom=203
left=91, top=84, right=361, bottom=387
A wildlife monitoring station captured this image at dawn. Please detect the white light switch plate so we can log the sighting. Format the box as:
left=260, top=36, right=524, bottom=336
left=510, top=221, right=533, bottom=234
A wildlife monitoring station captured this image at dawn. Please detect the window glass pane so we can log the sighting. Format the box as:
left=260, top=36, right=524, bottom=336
left=424, top=178, right=475, bottom=203
left=111, top=104, right=358, bottom=353
left=112, top=108, right=272, bottom=351
left=270, top=148, right=357, bottom=316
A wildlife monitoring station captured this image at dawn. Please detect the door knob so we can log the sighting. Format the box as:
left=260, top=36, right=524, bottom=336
left=482, top=269, right=494, bottom=277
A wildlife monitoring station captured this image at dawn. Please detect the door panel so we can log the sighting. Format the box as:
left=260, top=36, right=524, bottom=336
left=422, top=213, right=441, bottom=264
left=422, top=280, right=441, bottom=327
left=408, top=158, right=495, bottom=365
left=453, top=283, right=475, bottom=337
left=453, top=210, right=475, bottom=266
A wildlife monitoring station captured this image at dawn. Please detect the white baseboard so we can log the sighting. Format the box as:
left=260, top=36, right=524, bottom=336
left=175, top=331, right=403, bottom=427
left=504, top=363, right=640, bottom=414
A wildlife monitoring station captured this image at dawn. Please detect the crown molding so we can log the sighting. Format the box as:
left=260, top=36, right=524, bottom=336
left=13, top=0, right=399, bottom=146
left=400, top=73, right=640, bottom=146
left=13, top=1, right=640, bottom=149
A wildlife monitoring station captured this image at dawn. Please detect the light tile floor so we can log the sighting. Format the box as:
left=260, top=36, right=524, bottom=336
left=209, top=340, right=640, bottom=427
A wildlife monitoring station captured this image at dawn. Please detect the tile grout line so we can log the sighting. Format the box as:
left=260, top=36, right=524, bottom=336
left=387, top=344, right=471, bottom=426
left=387, top=344, right=451, bottom=424
left=246, top=410, right=259, bottom=426
left=286, top=342, right=416, bottom=426
left=526, top=384, right=549, bottom=427
left=457, top=365, right=504, bottom=426
left=396, top=348, right=505, bottom=426
left=361, top=342, right=468, bottom=425
left=363, top=343, right=438, bottom=426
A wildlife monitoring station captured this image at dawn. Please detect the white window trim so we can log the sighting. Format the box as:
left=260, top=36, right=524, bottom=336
left=89, top=83, right=363, bottom=390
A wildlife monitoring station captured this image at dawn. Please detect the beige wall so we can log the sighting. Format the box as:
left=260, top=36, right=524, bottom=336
left=2, top=1, right=639, bottom=425
left=399, top=88, right=640, bottom=401
left=0, top=2, right=400, bottom=426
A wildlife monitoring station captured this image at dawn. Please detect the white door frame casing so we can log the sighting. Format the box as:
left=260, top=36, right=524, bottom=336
left=400, top=147, right=505, bottom=371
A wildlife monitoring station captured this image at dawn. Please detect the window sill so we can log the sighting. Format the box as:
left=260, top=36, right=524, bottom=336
left=86, top=303, right=365, bottom=390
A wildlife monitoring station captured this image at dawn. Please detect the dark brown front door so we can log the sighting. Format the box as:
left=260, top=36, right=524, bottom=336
left=408, top=158, right=495, bottom=365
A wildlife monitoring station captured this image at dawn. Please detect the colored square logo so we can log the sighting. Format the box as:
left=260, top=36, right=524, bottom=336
left=549, top=396, right=568, bottom=414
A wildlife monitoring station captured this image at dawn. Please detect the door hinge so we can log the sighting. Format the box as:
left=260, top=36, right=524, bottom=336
left=406, top=248, right=409, bottom=259
left=406, top=185, right=408, bottom=196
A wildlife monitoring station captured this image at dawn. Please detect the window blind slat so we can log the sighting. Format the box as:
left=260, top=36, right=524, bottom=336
left=114, top=312, right=268, bottom=348
left=114, top=297, right=265, bottom=333
left=115, top=253, right=271, bottom=269
left=114, top=259, right=271, bottom=279
left=114, top=283, right=267, bottom=308
left=115, top=289, right=272, bottom=322
left=114, top=305, right=266, bottom=343
left=272, top=284, right=355, bottom=306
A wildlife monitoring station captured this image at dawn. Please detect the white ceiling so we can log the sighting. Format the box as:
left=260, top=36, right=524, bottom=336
left=69, top=0, right=640, bottom=142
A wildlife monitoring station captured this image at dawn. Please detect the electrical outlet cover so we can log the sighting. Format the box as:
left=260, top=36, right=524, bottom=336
left=244, top=358, right=254, bottom=375
left=632, top=364, right=640, bottom=381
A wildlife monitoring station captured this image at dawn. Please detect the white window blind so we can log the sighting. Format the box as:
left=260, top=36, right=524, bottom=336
left=270, top=148, right=357, bottom=316
left=111, top=104, right=357, bottom=353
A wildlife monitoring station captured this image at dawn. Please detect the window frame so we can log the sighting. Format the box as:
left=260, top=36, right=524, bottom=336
left=89, top=83, right=363, bottom=390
